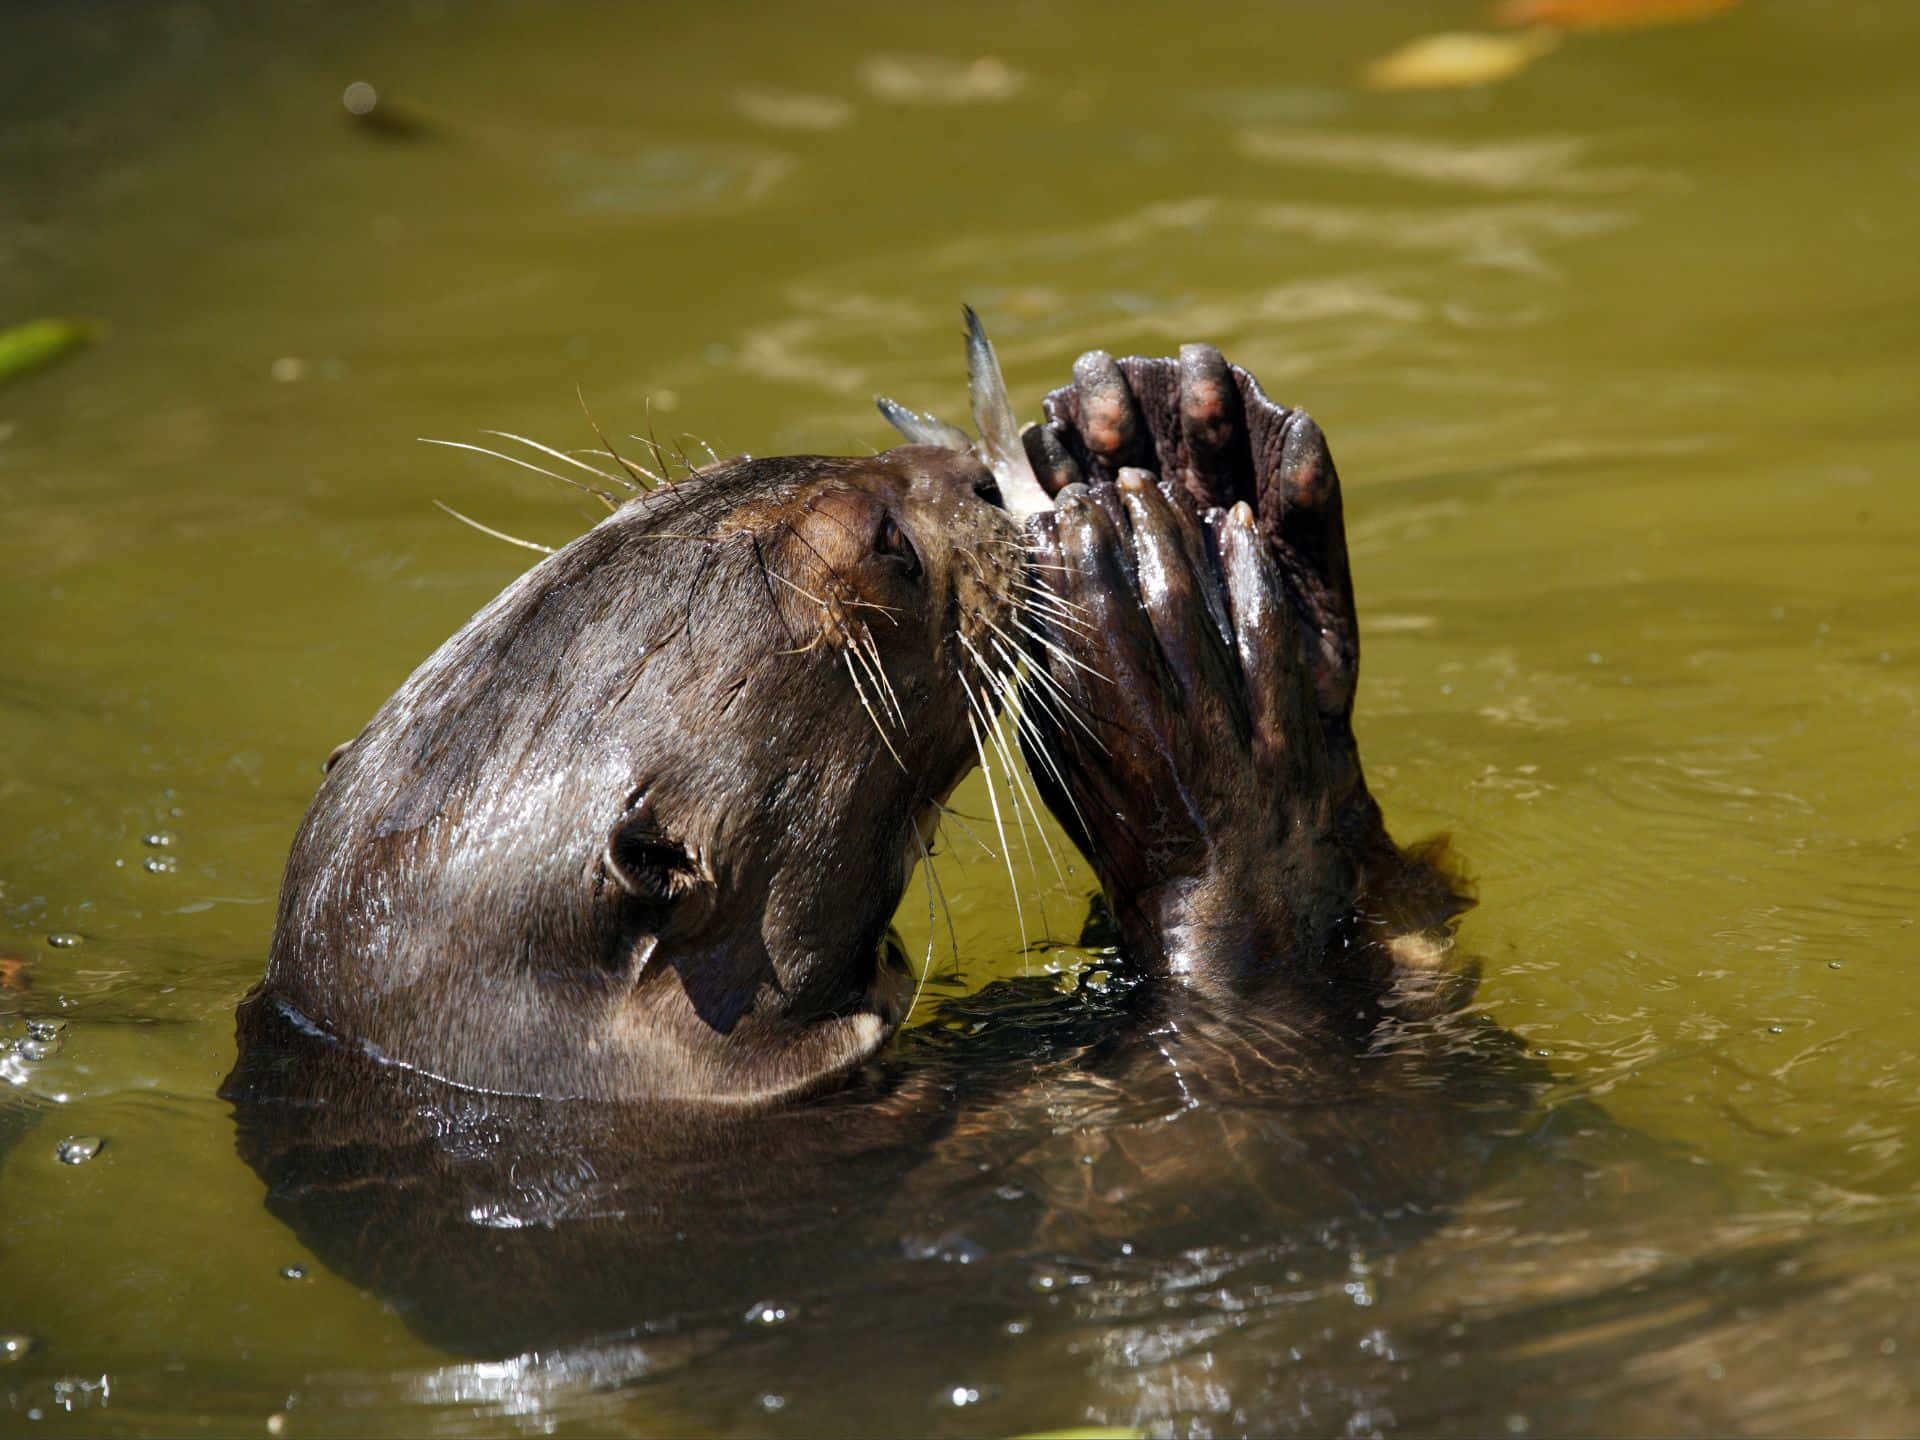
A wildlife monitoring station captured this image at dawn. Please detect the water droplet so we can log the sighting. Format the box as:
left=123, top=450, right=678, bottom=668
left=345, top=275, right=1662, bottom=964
left=46, top=932, right=81, bottom=949
left=142, top=831, right=176, bottom=848
left=743, top=1300, right=792, bottom=1326
left=56, top=1136, right=103, bottom=1165
left=144, top=855, right=178, bottom=875
left=280, top=1264, right=308, bottom=1280
left=0, top=1333, right=36, bottom=1364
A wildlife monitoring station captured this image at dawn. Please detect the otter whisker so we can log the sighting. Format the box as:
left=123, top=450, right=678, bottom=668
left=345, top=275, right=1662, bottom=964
left=845, top=652, right=908, bottom=773
left=859, top=626, right=909, bottom=732
left=928, top=800, right=1001, bottom=863
left=572, top=387, right=656, bottom=490
left=959, top=638, right=1059, bottom=902
left=848, top=624, right=907, bottom=733
left=983, top=608, right=1103, bottom=686
left=920, top=829, right=963, bottom=969
left=964, top=644, right=1068, bottom=891
left=430, top=500, right=556, bottom=556
left=1011, top=595, right=1094, bottom=638
left=418, top=438, right=621, bottom=512
left=482, top=429, right=630, bottom=495
left=997, top=671, right=1085, bottom=844
left=766, top=567, right=833, bottom=611
left=1012, top=580, right=1094, bottom=627
left=631, top=399, right=677, bottom=482
left=976, top=665, right=1071, bottom=891
left=986, top=642, right=1095, bottom=826
left=906, top=826, right=962, bottom=1028
left=965, top=706, right=1029, bottom=968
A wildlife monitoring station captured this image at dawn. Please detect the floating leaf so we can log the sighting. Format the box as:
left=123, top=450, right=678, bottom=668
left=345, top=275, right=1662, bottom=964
left=0, top=317, right=94, bottom=386
left=1361, top=29, right=1561, bottom=91
left=1492, top=0, right=1741, bottom=30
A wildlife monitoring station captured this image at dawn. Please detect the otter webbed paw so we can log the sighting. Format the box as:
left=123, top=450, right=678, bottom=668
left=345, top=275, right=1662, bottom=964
left=1019, top=347, right=1463, bottom=994
left=1023, top=348, right=1365, bottom=814
left=1025, top=474, right=1360, bottom=985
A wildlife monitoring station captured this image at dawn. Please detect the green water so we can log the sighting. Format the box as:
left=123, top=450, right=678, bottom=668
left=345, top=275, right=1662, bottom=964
left=2, top=1, right=1916, bottom=1433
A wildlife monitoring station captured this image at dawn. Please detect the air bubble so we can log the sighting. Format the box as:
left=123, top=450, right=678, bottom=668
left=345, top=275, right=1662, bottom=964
left=144, top=855, right=179, bottom=875
left=26, top=1019, right=66, bottom=1041
left=142, top=831, right=176, bottom=848
left=56, top=1136, right=104, bottom=1165
left=948, top=1386, right=983, bottom=1407
left=280, top=1264, right=308, bottom=1280
left=743, top=1300, right=792, bottom=1326
left=46, top=932, right=82, bottom=949
left=0, top=1333, right=36, bottom=1364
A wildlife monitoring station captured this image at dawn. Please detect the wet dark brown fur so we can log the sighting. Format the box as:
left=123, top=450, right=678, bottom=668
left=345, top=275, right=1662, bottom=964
left=260, top=445, right=1019, bottom=1103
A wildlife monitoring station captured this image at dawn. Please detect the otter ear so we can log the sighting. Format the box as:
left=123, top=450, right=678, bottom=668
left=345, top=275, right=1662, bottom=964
left=603, top=807, right=706, bottom=909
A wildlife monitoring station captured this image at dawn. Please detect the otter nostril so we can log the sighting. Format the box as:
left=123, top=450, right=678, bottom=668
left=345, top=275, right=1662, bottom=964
left=972, top=471, right=1005, bottom=508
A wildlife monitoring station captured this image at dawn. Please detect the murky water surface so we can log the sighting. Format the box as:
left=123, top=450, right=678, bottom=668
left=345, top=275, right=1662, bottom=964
left=2, top=2, right=1916, bottom=1434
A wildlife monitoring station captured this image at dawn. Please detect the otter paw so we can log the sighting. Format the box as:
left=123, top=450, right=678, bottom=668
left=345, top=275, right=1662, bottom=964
left=1023, top=346, right=1359, bottom=736
left=1022, top=472, right=1354, bottom=980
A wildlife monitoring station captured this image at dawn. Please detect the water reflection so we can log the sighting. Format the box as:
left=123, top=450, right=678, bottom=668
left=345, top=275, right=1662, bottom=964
left=224, top=956, right=1919, bottom=1436
left=225, top=952, right=1552, bottom=1431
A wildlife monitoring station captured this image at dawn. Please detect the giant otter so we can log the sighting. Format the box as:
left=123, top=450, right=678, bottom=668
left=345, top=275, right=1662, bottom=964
left=224, top=325, right=1551, bottom=1428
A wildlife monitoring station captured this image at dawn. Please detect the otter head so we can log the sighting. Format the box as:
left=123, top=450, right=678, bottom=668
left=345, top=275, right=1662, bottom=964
left=262, top=444, right=1019, bottom=1103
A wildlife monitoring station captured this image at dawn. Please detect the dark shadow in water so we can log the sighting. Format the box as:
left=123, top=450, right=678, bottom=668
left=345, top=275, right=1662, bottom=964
left=224, top=955, right=1562, bottom=1431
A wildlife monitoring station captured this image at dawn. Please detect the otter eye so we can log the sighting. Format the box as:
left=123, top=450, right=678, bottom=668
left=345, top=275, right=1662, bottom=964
left=875, top=514, right=922, bottom=581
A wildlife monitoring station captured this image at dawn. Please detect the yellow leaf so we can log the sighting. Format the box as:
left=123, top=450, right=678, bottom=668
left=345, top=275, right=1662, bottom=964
left=1361, top=29, right=1561, bottom=92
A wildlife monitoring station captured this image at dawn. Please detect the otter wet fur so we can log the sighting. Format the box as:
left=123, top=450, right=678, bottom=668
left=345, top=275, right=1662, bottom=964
left=266, top=444, right=1022, bottom=1103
